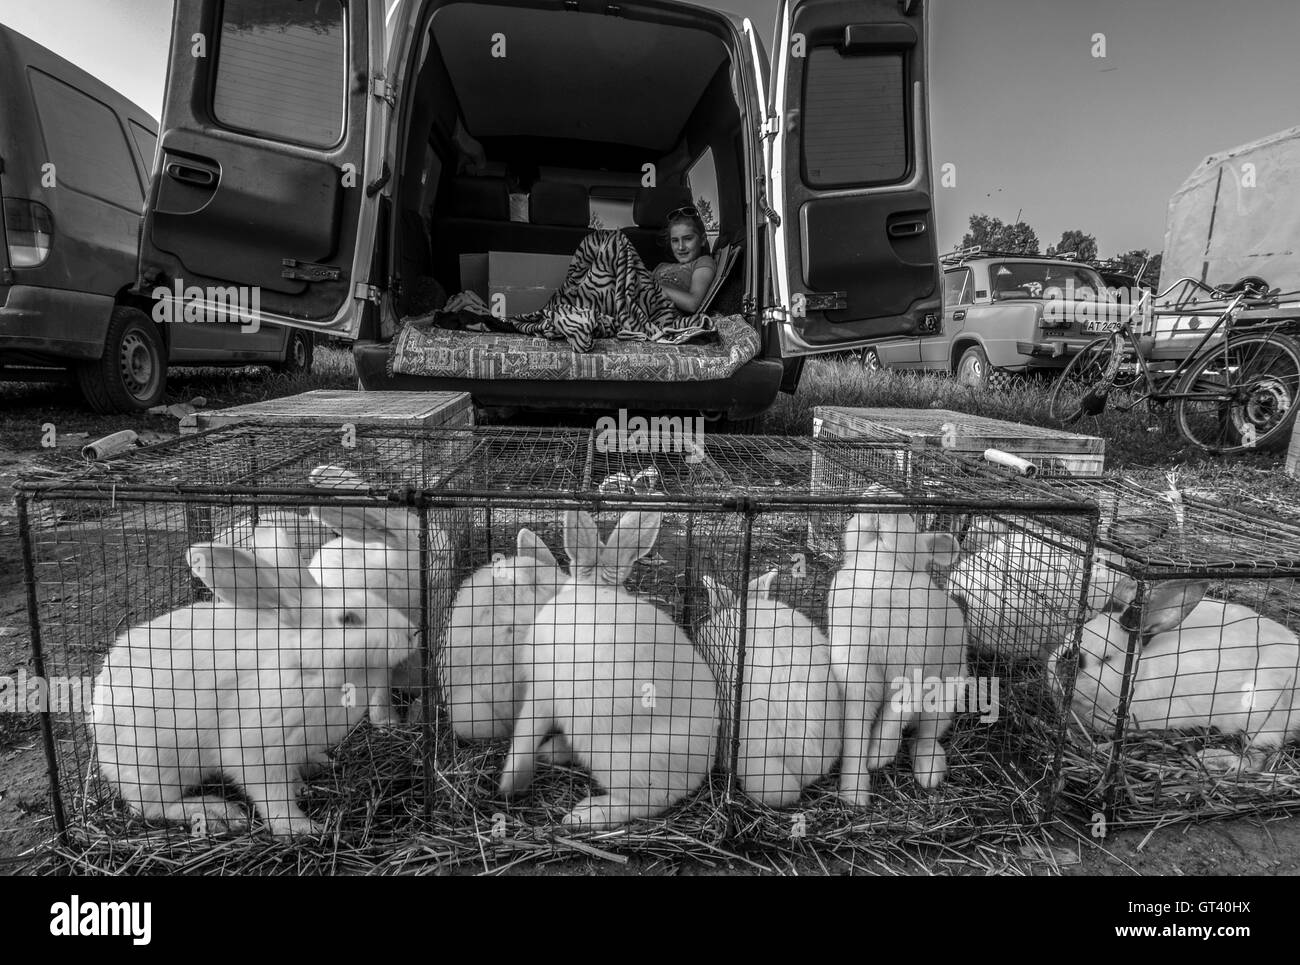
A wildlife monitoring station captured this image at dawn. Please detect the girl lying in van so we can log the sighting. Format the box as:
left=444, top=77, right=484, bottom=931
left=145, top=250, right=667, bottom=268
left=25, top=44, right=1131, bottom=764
left=439, top=208, right=720, bottom=353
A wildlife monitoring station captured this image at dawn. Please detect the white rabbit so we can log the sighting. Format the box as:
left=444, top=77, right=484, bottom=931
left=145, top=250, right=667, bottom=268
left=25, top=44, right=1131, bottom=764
left=499, top=511, right=718, bottom=829
left=944, top=508, right=1174, bottom=664
left=698, top=571, right=842, bottom=808
left=442, top=528, right=566, bottom=741
left=91, top=544, right=416, bottom=837
left=1048, top=579, right=1300, bottom=772
left=306, top=465, right=456, bottom=717
left=213, top=514, right=305, bottom=571
left=827, top=510, right=968, bottom=803
left=306, top=464, right=452, bottom=622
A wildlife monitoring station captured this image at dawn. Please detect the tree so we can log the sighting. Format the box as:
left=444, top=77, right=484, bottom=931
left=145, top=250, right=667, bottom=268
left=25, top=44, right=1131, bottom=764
left=1047, top=230, right=1098, bottom=264
left=589, top=211, right=606, bottom=230
left=694, top=197, right=719, bottom=232
left=1111, top=248, right=1163, bottom=290
left=959, top=213, right=1040, bottom=255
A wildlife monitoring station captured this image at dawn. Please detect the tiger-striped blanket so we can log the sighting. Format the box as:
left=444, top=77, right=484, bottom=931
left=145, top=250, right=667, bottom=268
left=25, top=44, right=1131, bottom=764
left=507, top=230, right=717, bottom=352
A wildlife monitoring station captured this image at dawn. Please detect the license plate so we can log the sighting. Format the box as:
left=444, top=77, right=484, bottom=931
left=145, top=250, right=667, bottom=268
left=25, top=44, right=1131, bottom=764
left=1083, top=320, right=1120, bottom=334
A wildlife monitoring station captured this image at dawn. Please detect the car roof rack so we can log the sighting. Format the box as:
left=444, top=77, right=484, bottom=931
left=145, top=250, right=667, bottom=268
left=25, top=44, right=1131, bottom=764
left=940, top=245, right=1066, bottom=266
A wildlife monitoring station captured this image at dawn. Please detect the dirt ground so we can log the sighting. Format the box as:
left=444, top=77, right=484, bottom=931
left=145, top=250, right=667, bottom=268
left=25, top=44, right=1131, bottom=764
left=3, top=375, right=1300, bottom=876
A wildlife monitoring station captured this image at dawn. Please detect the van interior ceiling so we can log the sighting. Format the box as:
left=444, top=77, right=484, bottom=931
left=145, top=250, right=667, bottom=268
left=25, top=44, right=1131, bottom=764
left=392, top=1, right=745, bottom=319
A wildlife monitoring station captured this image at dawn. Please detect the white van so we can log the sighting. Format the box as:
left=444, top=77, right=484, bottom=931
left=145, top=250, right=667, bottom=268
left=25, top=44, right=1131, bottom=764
left=138, top=0, right=940, bottom=425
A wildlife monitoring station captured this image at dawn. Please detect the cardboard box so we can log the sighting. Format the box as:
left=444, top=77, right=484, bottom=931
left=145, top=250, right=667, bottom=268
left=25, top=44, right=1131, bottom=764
left=458, top=253, right=488, bottom=299
left=488, top=251, right=570, bottom=316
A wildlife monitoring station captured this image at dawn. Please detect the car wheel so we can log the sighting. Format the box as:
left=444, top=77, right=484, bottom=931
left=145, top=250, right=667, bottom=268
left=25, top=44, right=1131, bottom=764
left=859, top=348, right=882, bottom=372
left=274, top=330, right=314, bottom=376
left=76, top=306, right=167, bottom=413
left=955, top=345, right=991, bottom=388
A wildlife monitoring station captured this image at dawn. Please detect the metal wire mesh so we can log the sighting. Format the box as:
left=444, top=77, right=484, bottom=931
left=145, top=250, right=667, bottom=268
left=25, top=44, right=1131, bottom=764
left=1003, top=473, right=1300, bottom=828
left=17, top=424, right=1105, bottom=867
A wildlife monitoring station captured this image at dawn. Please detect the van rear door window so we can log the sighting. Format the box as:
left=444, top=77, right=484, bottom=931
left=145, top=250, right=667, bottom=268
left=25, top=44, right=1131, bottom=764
left=212, top=0, right=347, bottom=148
left=27, top=69, right=143, bottom=209
left=128, top=121, right=159, bottom=174
left=802, top=49, right=906, bottom=187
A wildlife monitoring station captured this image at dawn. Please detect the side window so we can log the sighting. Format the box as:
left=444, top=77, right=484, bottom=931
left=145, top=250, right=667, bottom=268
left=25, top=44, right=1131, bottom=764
left=803, top=49, right=906, bottom=187
left=686, top=147, right=721, bottom=245
left=588, top=190, right=636, bottom=230
left=27, top=69, right=144, bottom=209
left=943, top=269, right=972, bottom=307
left=128, top=121, right=158, bottom=176
left=213, top=0, right=346, bottom=148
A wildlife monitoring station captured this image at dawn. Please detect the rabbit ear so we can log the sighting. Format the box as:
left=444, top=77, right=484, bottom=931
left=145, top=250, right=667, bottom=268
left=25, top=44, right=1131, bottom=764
left=187, top=543, right=310, bottom=611
left=598, top=511, right=662, bottom=584
left=701, top=575, right=737, bottom=612
left=920, top=532, right=961, bottom=569
left=313, top=505, right=412, bottom=546
left=309, top=464, right=369, bottom=492
left=1136, top=581, right=1208, bottom=638
left=564, top=511, right=600, bottom=579
left=517, top=528, right=557, bottom=567
left=747, top=569, right=779, bottom=600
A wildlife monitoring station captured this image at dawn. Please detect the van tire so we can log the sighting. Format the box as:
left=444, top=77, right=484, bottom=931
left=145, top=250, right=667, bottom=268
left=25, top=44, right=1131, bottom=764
left=76, top=307, right=167, bottom=413
left=274, top=330, right=314, bottom=376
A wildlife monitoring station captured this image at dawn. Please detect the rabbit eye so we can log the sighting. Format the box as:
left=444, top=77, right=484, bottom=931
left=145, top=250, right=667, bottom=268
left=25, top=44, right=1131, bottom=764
left=337, top=610, right=364, bottom=627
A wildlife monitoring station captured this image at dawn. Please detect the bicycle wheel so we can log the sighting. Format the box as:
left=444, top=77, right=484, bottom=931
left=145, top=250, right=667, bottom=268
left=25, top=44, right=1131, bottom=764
left=1174, top=332, right=1300, bottom=454
left=1047, top=336, right=1125, bottom=425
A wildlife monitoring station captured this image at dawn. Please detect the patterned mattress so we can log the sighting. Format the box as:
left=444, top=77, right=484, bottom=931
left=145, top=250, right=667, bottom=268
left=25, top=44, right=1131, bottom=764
left=388, top=313, right=762, bottom=382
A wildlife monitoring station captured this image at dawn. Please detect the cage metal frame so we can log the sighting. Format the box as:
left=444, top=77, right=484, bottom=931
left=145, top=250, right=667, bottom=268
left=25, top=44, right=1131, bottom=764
left=15, top=423, right=1105, bottom=863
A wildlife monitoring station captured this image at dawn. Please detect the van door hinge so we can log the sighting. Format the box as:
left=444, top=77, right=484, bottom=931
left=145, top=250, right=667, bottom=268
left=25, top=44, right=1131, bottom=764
left=370, top=76, right=397, bottom=107
left=282, top=259, right=341, bottom=282
left=756, top=181, right=781, bottom=227
left=760, top=115, right=780, bottom=139
left=354, top=283, right=382, bottom=304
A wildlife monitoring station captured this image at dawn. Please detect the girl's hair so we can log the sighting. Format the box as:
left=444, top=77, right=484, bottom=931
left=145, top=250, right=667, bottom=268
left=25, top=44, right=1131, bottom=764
left=659, top=208, right=711, bottom=259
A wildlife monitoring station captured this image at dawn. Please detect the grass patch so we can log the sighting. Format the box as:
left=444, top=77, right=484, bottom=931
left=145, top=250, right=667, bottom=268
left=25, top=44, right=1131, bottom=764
left=766, top=356, right=1287, bottom=471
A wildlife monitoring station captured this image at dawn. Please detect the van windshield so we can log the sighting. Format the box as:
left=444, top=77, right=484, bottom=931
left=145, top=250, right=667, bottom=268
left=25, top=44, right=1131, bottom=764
left=991, top=262, right=1108, bottom=301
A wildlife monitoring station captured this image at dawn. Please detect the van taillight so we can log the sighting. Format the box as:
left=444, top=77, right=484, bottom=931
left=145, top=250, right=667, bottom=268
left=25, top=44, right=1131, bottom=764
left=3, top=198, right=54, bottom=268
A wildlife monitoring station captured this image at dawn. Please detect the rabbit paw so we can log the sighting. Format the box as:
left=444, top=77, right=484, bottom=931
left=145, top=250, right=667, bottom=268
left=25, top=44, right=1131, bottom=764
left=836, top=779, right=872, bottom=808
left=911, top=747, right=948, bottom=790
left=1197, top=747, right=1262, bottom=774
left=562, top=795, right=623, bottom=830
left=178, top=796, right=249, bottom=834
left=264, top=809, right=323, bottom=839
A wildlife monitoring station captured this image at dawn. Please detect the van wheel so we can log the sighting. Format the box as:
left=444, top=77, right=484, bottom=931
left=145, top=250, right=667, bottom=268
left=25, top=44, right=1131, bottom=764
left=274, top=330, right=314, bottom=376
left=707, top=414, right=765, bottom=434
left=76, top=307, right=167, bottom=413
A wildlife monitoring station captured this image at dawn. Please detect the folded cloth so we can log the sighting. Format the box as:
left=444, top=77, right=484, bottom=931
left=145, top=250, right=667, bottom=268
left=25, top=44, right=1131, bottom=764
left=506, top=230, right=717, bottom=352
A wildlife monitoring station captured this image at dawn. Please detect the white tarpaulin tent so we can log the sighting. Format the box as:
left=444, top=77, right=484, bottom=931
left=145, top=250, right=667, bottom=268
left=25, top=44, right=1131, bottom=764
left=1161, top=125, right=1300, bottom=305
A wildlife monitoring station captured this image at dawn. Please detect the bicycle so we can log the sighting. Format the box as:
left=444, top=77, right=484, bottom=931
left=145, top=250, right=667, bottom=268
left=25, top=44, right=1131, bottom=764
left=1046, top=276, right=1300, bottom=454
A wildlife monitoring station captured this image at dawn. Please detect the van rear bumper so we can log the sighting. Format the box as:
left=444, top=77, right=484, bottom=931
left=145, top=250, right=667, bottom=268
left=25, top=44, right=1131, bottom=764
left=353, top=340, right=784, bottom=421
left=0, top=285, right=112, bottom=361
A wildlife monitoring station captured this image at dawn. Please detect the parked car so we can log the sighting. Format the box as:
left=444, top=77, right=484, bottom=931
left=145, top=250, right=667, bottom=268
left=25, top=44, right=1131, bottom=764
left=135, top=0, right=943, bottom=424
left=0, top=25, right=315, bottom=413
left=866, top=249, right=1122, bottom=386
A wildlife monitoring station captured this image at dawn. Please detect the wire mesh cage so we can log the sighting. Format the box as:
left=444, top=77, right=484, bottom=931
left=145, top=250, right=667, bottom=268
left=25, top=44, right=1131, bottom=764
left=15, top=423, right=1101, bottom=870
left=1016, top=473, right=1300, bottom=830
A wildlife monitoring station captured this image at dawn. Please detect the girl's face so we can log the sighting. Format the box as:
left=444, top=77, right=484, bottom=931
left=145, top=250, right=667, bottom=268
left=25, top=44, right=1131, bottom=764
left=669, top=223, right=703, bottom=263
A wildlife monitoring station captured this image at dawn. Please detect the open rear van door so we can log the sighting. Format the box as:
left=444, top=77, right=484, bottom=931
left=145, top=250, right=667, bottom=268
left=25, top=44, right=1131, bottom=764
left=767, top=0, right=940, bottom=355
left=139, top=0, right=387, bottom=337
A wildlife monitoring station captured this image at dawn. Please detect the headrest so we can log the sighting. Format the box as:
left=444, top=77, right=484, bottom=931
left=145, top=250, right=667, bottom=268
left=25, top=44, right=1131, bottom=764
left=634, top=185, right=694, bottom=228
left=529, top=182, right=590, bottom=227
left=447, top=175, right=509, bottom=220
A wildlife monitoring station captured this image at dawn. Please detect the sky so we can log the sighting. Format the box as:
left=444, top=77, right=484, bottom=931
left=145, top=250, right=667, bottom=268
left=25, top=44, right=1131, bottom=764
left=2, top=0, right=1297, bottom=256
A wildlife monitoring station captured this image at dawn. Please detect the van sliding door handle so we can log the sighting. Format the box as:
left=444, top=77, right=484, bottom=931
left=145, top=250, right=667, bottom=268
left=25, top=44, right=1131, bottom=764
left=888, top=220, right=926, bottom=238
left=166, top=163, right=217, bottom=188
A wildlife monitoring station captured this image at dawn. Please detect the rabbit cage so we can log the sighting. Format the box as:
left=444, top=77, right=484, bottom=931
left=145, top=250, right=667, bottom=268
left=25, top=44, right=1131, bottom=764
left=1018, top=473, right=1300, bottom=830
left=15, top=423, right=1104, bottom=868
